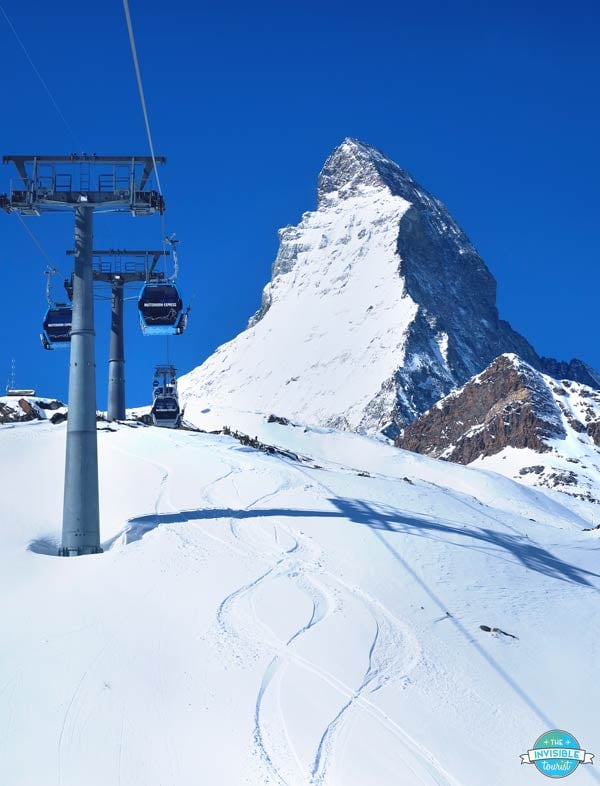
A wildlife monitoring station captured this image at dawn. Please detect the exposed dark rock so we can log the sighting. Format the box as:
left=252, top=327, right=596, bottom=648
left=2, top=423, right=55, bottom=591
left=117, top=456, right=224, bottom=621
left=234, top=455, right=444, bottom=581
left=17, top=399, right=38, bottom=420
left=36, top=399, right=64, bottom=411
left=222, top=426, right=310, bottom=463
left=50, top=412, right=67, bottom=425
left=0, top=402, right=30, bottom=423
left=540, top=357, right=600, bottom=389
left=586, top=421, right=600, bottom=447
left=519, top=465, right=545, bottom=476
left=480, top=625, right=518, bottom=639
left=0, top=399, right=40, bottom=423
left=0, top=398, right=66, bottom=425
left=395, top=354, right=566, bottom=463
left=546, top=470, right=578, bottom=487
left=267, top=414, right=292, bottom=426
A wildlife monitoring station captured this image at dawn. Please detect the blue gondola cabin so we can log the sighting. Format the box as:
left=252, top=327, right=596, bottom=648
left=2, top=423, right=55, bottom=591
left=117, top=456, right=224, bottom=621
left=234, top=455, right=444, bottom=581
left=41, top=306, right=72, bottom=350
left=138, top=282, right=186, bottom=336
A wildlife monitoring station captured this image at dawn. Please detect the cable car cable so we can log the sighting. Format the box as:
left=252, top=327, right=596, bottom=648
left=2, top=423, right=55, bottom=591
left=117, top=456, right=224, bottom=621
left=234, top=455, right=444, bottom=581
left=0, top=10, right=128, bottom=253
left=122, top=0, right=163, bottom=198
left=122, top=1, right=190, bottom=347
left=15, top=213, right=59, bottom=271
left=0, top=4, right=82, bottom=150
left=122, top=0, right=174, bottom=263
left=45, top=267, right=60, bottom=308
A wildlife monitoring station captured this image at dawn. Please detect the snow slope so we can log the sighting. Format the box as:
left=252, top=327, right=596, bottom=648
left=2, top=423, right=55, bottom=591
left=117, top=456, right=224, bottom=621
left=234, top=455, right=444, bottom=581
left=181, top=183, right=417, bottom=433
left=1, top=417, right=599, bottom=786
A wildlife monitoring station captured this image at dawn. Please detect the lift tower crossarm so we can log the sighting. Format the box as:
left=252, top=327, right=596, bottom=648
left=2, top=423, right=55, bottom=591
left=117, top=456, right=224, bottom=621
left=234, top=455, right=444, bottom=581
left=67, top=249, right=169, bottom=280
left=66, top=249, right=169, bottom=255
left=2, top=154, right=167, bottom=164
left=1, top=155, right=166, bottom=216
left=5, top=157, right=28, bottom=185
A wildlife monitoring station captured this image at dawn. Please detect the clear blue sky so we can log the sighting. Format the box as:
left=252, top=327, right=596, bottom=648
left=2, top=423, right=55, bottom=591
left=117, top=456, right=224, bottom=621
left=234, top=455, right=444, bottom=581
left=1, top=0, right=599, bottom=405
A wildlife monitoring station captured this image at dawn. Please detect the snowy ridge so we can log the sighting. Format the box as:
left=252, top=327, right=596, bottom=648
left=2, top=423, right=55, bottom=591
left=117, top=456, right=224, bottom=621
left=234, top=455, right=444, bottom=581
left=316, top=138, right=473, bottom=253
left=474, top=369, right=600, bottom=505
left=433, top=353, right=564, bottom=433
left=397, top=353, right=600, bottom=505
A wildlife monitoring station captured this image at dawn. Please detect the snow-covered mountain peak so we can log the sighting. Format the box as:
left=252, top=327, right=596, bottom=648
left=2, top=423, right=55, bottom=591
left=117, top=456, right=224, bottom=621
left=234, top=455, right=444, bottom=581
left=317, top=139, right=471, bottom=247
left=181, top=139, right=599, bottom=435
left=463, top=352, right=540, bottom=386
left=318, top=139, right=460, bottom=227
left=317, top=138, right=415, bottom=204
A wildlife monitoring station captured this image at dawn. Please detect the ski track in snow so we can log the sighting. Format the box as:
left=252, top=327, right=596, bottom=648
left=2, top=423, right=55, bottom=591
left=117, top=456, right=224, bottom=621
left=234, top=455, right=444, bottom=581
left=104, top=431, right=460, bottom=786
left=57, top=645, right=108, bottom=786
left=213, top=492, right=446, bottom=785
left=308, top=611, right=382, bottom=785
left=0, top=677, right=17, bottom=770
left=117, top=701, right=125, bottom=786
left=3, top=417, right=599, bottom=785
left=276, top=462, right=464, bottom=786
left=253, top=656, right=291, bottom=786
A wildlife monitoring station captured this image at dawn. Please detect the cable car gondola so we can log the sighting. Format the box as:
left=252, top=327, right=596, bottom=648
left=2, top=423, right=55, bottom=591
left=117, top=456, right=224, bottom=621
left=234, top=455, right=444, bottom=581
left=150, top=365, right=182, bottom=428
left=138, top=281, right=187, bottom=336
left=41, top=306, right=72, bottom=350
left=41, top=268, right=72, bottom=350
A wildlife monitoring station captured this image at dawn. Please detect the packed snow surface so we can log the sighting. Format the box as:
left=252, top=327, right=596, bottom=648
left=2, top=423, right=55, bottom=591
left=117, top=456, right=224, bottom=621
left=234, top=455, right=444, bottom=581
left=1, top=413, right=599, bottom=786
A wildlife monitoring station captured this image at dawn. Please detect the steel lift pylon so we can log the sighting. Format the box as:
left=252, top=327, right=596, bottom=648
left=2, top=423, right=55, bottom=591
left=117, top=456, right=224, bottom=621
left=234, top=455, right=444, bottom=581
left=66, top=248, right=169, bottom=422
left=1, top=154, right=166, bottom=556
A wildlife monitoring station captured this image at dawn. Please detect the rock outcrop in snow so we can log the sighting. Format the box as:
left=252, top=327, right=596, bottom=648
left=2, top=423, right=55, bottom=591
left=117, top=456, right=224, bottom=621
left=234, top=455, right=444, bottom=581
left=396, top=355, right=565, bottom=462
left=181, top=138, right=597, bottom=435
left=396, top=354, right=600, bottom=503
left=0, top=396, right=65, bottom=424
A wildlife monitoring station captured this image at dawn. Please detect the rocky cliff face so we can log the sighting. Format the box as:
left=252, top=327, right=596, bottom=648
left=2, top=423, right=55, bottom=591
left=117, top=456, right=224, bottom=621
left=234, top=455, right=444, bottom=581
left=181, top=138, right=598, bottom=435
left=396, top=354, right=600, bottom=503
left=396, top=355, right=565, bottom=462
left=539, top=357, right=600, bottom=389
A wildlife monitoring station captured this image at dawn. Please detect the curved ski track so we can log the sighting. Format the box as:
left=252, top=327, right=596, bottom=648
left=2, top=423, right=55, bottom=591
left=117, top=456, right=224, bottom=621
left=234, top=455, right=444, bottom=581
left=105, top=429, right=461, bottom=786
left=214, top=495, right=452, bottom=786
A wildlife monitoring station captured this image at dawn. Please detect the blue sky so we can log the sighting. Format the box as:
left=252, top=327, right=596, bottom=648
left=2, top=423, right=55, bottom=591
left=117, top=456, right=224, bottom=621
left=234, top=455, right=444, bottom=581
left=1, top=0, right=599, bottom=405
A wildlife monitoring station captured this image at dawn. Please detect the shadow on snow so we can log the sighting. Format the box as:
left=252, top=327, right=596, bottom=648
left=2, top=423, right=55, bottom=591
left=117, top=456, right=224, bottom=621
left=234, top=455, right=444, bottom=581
left=104, top=497, right=599, bottom=588
left=30, top=495, right=600, bottom=765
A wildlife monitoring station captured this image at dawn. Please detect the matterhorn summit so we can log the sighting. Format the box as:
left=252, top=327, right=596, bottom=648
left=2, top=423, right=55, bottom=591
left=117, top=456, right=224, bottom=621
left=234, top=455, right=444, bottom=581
left=181, top=139, right=597, bottom=434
